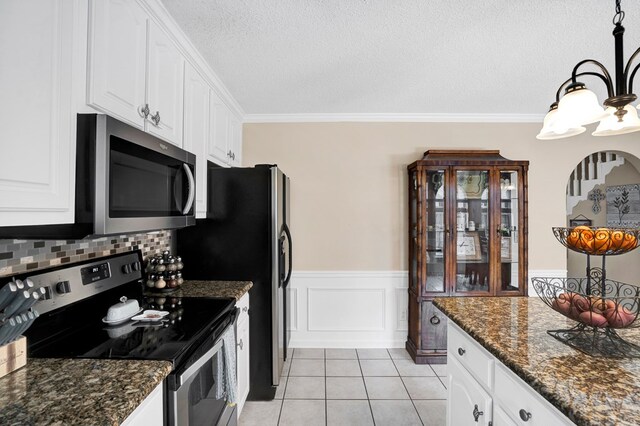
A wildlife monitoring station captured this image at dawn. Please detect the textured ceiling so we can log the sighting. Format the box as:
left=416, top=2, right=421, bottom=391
left=161, top=0, right=640, bottom=117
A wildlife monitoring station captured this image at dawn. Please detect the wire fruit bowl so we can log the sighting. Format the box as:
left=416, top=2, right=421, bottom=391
left=532, top=277, right=640, bottom=329
left=532, top=277, right=640, bottom=357
left=552, top=226, right=640, bottom=256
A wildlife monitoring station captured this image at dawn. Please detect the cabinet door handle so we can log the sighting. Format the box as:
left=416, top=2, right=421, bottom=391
left=472, top=404, right=483, bottom=422
left=429, top=315, right=440, bottom=325
left=242, top=306, right=248, bottom=312
left=237, top=338, right=244, bottom=350
left=138, top=103, right=150, bottom=118
left=227, top=150, right=232, bottom=157
left=151, top=111, right=161, bottom=126
left=519, top=409, right=532, bottom=421
left=231, top=152, right=235, bottom=161
left=458, top=347, right=465, bottom=356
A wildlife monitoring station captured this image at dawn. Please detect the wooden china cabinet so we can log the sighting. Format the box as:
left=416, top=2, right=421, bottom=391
left=406, top=150, right=529, bottom=363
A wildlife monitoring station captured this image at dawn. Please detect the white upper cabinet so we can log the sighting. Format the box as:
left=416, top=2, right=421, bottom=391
left=88, top=0, right=184, bottom=147
left=146, top=20, right=184, bottom=145
left=228, top=113, right=243, bottom=167
left=208, top=90, right=242, bottom=167
left=209, top=90, right=230, bottom=164
left=183, top=63, right=209, bottom=218
left=0, top=0, right=77, bottom=226
left=88, top=0, right=147, bottom=129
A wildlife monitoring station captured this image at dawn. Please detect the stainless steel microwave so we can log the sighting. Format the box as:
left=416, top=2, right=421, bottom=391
left=0, top=114, right=196, bottom=239
left=80, top=114, right=196, bottom=235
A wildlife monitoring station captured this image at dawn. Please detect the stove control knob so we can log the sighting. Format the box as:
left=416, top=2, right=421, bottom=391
left=122, top=264, right=132, bottom=274
left=131, top=261, right=141, bottom=272
left=55, top=281, right=71, bottom=295
left=40, top=286, right=53, bottom=300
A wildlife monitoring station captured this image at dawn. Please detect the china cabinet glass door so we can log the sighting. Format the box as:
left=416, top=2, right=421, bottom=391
left=497, top=170, right=521, bottom=293
left=423, top=169, right=447, bottom=295
left=453, top=169, right=491, bottom=294
left=409, top=171, right=419, bottom=294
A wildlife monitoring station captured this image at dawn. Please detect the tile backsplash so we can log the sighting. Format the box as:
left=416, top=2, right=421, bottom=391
left=0, top=231, right=172, bottom=278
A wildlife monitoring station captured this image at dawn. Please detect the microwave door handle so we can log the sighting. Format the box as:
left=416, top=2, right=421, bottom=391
left=182, top=163, right=195, bottom=215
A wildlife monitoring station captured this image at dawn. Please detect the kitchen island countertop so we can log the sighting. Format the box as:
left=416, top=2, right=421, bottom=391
left=0, top=357, right=171, bottom=426
left=433, top=296, right=640, bottom=426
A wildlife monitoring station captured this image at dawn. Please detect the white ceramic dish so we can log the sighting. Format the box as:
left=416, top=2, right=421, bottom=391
left=102, top=308, right=143, bottom=325
left=131, top=310, right=170, bottom=322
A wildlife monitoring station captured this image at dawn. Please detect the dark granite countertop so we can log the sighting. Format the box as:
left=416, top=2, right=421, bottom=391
left=146, top=280, right=252, bottom=301
left=0, top=358, right=172, bottom=426
left=433, top=297, right=640, bottom=426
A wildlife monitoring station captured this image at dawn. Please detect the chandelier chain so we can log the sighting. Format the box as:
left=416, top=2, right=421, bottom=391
left=613, top=0, right=625, bottom=25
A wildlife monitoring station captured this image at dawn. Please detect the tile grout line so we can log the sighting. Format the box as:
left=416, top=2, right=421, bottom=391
left=390, top=349, right=425, bottom=426
left=357, top=349, right=377, bottom=426
left=276, top=348, right=292, bottom=426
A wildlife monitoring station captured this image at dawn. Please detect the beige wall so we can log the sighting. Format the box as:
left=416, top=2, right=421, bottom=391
left=243, top=122, right=640, bottom=271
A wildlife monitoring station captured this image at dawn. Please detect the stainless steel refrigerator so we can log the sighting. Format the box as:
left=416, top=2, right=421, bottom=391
left=176, top=163, right=292, bottom=400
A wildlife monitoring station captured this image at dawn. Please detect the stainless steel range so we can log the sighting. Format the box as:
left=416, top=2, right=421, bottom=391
left=13, top=251, right=237, bottom=426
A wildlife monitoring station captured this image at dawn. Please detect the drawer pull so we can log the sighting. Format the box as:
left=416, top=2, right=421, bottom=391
left=519, top=409, right=532, bottom=421
left=458, top=347, right=466, bottom=356
left=429, top=314, right=440, bottom=325
left=237, top=338, right=244, bottom=350
left=472, top=404, right=483, bottom=422
left=242, top=306, right=248, bottom=312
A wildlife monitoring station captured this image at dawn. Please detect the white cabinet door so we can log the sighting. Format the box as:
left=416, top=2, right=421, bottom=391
left=208, top=90, right=230, bottom=166
left=494, top=404, right=518, bottom=426
left=236, top=293, right=250, bottom=415
left=228, top=113, right=242, bottom=167
left=183, top=63, right=209, bottom=218
left=146, top=20, right=184, bottom=146
left=88, top=0, right=147, bottom=129
left=0, top=0, right=76, bottom=226
left=448, top=357, right=493, bottom=426
left=236, top=300, right=250, bottom=416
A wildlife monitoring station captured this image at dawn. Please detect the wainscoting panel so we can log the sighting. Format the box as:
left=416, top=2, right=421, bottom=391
left=288, top=269, right=567, bottom=348
left=290, top=271, right=408, bottom=348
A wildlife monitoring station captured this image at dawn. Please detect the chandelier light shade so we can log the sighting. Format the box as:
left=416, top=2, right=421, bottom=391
left=593, top=105, right=640, bottom=136
left=536, top=104, right=586, bottom=140
left=538, top=0, right=640, bottom=139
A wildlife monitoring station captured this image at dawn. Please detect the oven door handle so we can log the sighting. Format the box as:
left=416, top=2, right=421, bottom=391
left=177, top=339, right=223, bottom=387
left=182, top=163, right=195, bottom=215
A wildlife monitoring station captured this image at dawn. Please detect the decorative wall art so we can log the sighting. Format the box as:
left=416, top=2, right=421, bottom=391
left=588, top=188, right=605, bottom=214
left=606, top=184, right=640, bottom=227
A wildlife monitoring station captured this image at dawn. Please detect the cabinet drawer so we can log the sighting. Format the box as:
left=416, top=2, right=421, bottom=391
left=494, top=404, right=518, bottom=426
left=421, top=301, right=447, bottom=350
left=494, top=363, right=573, bottom=426
left=236, top=293, right=250, bottom=324
left=447, top=323, right=494, bottom=390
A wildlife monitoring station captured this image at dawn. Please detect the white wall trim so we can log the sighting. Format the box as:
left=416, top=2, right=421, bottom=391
left=243, top=113, right=545, bottom=124
left=289, top=270, right=408, bottom=348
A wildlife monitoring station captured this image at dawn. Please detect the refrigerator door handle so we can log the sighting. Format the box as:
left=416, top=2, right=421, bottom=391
left=283, top=223, right=293, bottom=287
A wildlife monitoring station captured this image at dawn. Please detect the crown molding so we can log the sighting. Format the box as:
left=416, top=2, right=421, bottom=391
left=243, top=113, right=545, bottom=124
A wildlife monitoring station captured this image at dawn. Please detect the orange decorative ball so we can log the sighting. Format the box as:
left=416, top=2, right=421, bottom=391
left=593, top=228, right=611, bottom=254
left=609, top=230, right=625, bottom=251
left=620, top=233, right=638, bottom=251
left=566, top=228, right=581, bottom=248
left=576, top=226, right=595, bottom=252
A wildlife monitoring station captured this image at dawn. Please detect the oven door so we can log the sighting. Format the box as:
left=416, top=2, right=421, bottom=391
left=167, top=312, right=238, bottom=426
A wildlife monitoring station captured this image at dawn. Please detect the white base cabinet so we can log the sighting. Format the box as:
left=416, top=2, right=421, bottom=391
left=236, top=293, right=250, bottom=417
left=447, top=322, right=575, bottom=426
left=120, top=382, right=163, bottom=426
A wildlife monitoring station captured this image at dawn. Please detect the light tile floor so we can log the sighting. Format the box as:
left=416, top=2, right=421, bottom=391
left=239, top=348, right=447, bottom=426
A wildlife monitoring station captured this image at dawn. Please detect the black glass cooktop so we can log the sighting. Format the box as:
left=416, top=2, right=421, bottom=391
left=25, top=284, right=235, bottom=367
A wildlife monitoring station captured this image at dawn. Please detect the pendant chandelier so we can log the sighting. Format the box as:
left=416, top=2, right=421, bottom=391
left=537, top=0, right=640, bottom=140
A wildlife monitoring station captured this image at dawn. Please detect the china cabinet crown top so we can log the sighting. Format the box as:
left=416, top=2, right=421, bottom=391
left=409, top=150, right=529, bottom=168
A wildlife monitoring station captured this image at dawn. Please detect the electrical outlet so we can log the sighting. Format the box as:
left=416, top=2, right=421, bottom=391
left=399, top=308, right=407, bottom=321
